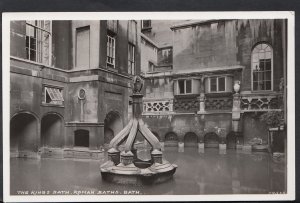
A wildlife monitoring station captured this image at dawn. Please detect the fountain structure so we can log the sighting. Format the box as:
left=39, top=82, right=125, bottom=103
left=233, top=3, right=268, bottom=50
left=100, top=76, right=177, bottom=185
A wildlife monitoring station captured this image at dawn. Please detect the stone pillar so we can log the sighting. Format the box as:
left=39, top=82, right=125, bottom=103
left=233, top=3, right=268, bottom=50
left=178, top=142, right=184, bottom=152
left=131, top=93, right=143, bottom=119
left=197, top=76, right=206, bottom=114
left=120, top=151, right=134, bottom=166
left=232, top=87, right=242, bottom=149
left=151, top=149, right=163, bottom=164
left=107, top=148, right=120, bottom=165
left=160, top=142, right=165, bottom=151
left=198, top=142, right=204, bottom=153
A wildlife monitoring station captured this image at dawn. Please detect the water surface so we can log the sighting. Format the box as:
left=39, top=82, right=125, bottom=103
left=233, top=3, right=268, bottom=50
left=10, top=148, right=286, bottom=195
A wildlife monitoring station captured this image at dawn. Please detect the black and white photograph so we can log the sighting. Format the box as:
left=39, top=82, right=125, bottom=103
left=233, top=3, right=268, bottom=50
left=2, top=12, right=295, bottom=202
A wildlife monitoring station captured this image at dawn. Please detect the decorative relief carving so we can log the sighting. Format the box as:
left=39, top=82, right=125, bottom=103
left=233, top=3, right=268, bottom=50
left=174, top=97, right=199, bottom=112
left=205, top=97, right=233, bottom=111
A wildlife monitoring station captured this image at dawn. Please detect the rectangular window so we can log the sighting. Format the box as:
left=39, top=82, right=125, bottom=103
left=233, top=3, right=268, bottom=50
left=210, top=77, right=226, bottom=93
left=142, top=20, right=151, bottom=29
left=76, top=26, right=90, bottom=68
left=25, top=20, right=51, bottom=65
left=43, top=86, right=64, bottom=106
left=128, top=43, right=135, bottom=75
left=253, top=59, right=272, bottom=91
left=178, top=79, right=192, bottom=95
left=107, top=33, right=116, bottom=68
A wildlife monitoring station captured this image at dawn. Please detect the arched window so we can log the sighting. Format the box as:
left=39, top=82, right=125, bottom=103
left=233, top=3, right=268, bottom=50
left=251, top=43, right=273, bottom=91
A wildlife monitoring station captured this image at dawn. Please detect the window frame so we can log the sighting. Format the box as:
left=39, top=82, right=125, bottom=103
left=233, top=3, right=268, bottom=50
left=128, top=43, right=135, bottom=75
left=141, top=20, right=152, bottom=29
left=251, top=43, right=273, bottom=92
left=106, top=32, right=116, bottom=68
left=209, top=76, right=226, bottom=93
left=25, top=20, right=52, bottom=66
left=177, top=79, right=193, bottom=95
left=42, top=84, right=64, bottom=107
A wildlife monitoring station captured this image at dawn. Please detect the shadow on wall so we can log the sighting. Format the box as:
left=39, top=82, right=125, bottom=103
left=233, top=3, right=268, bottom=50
left=10, top=112, right=39, bottom=153
left=104, top=111, right=123, bottom=145
left=41, top=113, right=64, bottom=148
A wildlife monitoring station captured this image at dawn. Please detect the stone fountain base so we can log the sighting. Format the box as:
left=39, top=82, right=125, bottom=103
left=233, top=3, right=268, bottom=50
left=100, top=159, right=177, bottom=185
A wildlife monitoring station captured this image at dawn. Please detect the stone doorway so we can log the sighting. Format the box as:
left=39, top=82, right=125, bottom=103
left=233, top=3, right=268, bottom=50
left=74, top=129, right=89, bottom=147
left=41, top=113, right=64, bottom=148
left=184, top=132, right=198, bottom=148
left=204, top=132, right=219, bottom=148
left=226, top=132, right=236, bottom=149
left=164, top=132, right=178, bottom=147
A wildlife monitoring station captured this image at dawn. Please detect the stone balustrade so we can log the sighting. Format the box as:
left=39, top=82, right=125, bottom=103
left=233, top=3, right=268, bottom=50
left=143, top=98, right=173, bottom=113
left=142, top=92, right=283, bottom=114
left=240, top=93, right=283, bottom=111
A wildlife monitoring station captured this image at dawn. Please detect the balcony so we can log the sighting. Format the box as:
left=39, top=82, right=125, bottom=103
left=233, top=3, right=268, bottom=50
left=142, top=92, right=283, bottom=115
left=240, top=92, right=283, bottom=112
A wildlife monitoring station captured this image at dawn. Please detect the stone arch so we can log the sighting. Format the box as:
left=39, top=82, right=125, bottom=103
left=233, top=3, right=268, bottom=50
left=74, top=129, right=89, bottom=147
left=184, top=132, right=198, bottom=148
left=164, top=132, right=178, bottom=147
left=104, top=111, right=123, bottom=145
left=204, top=132, right=219, bottom=148
left=41, top=113, right=64, bottom=148
left=226, top=131, right=236, bottom=149
left=10, top=112, right=39, bottom=155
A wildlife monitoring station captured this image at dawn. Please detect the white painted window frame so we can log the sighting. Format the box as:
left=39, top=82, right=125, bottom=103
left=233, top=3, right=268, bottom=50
left=25, top=20, right=52, bottom=66
left=128, top=43, right=135, bottom=75
left=177, top=79, right=193, bottom=95
left=251, top=43, right=273, bottom=92
left=209, top=76, right=226, bottom=93
left=106, top=34, right=116, bottom=68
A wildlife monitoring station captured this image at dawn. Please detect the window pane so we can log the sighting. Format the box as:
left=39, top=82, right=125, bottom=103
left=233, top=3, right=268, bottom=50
left=253, top=81, right=258, bottom=91
left=265, top=59, right=271, bottom=71
left=252, top=53, right=259, bottom=62
left=265, top=81, right=271, bottom=90
left=218, top=77, right=225, bottom=91
left=178, top=80, right=185, bottom=94
left=259, top=59, right=265, bottom=71
left=210, top=78, right=217, bottom=92
left=266, top=71, right=271, bottom=80
left=186, top=80, right=192, bottom=93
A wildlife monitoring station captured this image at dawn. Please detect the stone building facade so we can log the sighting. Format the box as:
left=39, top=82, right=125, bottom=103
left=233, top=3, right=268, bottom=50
left=10, top=20, right=141, bottom=158
left=140, top=20, right=287, bottom=151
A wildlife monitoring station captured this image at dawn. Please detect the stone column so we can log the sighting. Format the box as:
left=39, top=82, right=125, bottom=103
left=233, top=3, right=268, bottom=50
left=197, top=76, right=206, bottom=114
left=151, top=149, right=163, bottom=164
left=232, top=81, right=242, bottom=149
left=107, top=148, right=120, bottom=165
left=131, top=93, right=143, bottom=119
left=178, top=142, right=184, bottom=152
left=120, top=151, right=134, bottom=166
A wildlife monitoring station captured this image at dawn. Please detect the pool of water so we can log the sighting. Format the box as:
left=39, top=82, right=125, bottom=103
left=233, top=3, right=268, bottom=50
left=10, top=148, right=286, bottom=195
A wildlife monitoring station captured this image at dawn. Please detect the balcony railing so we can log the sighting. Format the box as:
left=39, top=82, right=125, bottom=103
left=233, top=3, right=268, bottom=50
left=143, top=98, right=173, bottom=113
left=142, top=92, right=283, bottom=114
left=205, top=93, right=233, bottom=111
left=240, top=93, right=282, bottom=111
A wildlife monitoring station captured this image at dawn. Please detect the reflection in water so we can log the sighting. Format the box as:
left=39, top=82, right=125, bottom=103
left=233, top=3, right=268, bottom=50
left=10, top=148, right=286, bottom=195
